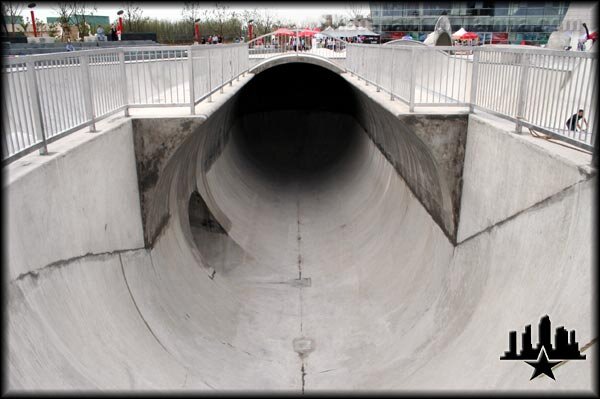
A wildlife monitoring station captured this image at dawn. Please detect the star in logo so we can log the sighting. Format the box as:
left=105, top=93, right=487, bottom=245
left=525, top=347, right=560, bottom=380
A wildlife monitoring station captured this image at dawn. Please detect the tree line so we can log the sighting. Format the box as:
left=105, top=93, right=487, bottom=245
left=1, top=1, right=369, bottom=44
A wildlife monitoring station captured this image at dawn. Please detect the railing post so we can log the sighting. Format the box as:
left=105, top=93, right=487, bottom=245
left=364, top=47, right=368, bottom=86
left=229, top=47, right=233, bottom=86
left=80, top=54, right=96, bottom=132
left=470, top=48, right=480, bottom=113
left=376, top=44, right=382, bottom=92
left=25, top=60, right=47, bottom=155
left=409, top=47, right=416, bottom=112
left=208, top=47, right=213, bottom=102
left=119, top=49, right=129, bottom=117
left=390, top=46, right=396, bottom=101
left=220, top=46, right=224, bottom=94
left=189, top=46, right=196, bottom=115
left=347, top=44, right=352, bottom=76
left=237, top=45, right=240, bottom=81
left=515, top=52, right=530, bottom=134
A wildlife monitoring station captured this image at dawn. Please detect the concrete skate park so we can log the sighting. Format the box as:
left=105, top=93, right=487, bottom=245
left=3, top=40, right=597, bottom=393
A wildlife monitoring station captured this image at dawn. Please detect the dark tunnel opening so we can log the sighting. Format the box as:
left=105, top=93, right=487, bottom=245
left=231, top=63, right=363, bottom=180
left=188, top=62, right=371, bottom=272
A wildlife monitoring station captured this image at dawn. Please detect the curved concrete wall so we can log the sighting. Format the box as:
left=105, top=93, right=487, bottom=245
left=5, top=62, right=595, bottom=392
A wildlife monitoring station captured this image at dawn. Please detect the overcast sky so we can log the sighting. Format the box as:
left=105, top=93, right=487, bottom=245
left=26, top=2, right=370, bottom=25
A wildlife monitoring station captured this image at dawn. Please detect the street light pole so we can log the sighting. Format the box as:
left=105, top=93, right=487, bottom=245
left=28, top=3, right=37, bottom=38
left=194, top=18, right=201, bottom=44
left=248, top=19, right=253, bottom=44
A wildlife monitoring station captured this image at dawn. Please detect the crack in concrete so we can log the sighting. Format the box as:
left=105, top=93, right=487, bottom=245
left=119, top=253, right=173, bottom=357
left=297, top=197, right=307, bottom=393
left=301, top=362, right=306, bottom=394
left=12, top=247, right=146, bottom=283
left=457, top=178, right=590, bottom=246
left=297, top=198, right=303, bottom=280
left=319, top=368, right=336, bottom=374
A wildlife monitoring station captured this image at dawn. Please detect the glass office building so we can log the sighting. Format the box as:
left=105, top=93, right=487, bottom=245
left=370, top=1, right=571, bottom=45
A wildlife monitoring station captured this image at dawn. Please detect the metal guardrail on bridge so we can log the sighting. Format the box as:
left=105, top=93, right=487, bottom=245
left=1, top=43, right=248, bottom=164
left=2, top=39, right=597, bottom=164
left=346, top=43, right=597, bottom=152
left=247, top=29, right=348, bottom=64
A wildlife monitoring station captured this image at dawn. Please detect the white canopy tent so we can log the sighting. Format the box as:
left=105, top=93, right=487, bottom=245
left=452, top=27, right=467, bottom=39
left=321, top=26, right=380, bottom=38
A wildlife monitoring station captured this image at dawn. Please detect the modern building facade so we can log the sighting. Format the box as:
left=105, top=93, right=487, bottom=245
left=369, top=1, right=581, bottom=45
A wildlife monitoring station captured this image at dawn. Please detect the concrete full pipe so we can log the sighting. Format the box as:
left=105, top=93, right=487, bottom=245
left=6, top=61, right=595, bottom=392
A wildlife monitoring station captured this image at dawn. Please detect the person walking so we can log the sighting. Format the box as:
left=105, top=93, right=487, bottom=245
left=110, top=24, right=118, bottom=41
left=65, top=38, right=75, bottom=51
left=565, top=109, right=589, bottom=133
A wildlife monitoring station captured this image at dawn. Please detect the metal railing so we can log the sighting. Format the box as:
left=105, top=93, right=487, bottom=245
left=346, top=43, right=597, bottom=151
left=247, top=30, right=348, bottom=62
left=1, top=43, right=249, bottom=164
left=3, top=41, right=596, bottom=164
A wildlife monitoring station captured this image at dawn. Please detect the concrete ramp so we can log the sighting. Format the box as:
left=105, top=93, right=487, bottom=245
left=5, top=63, right=595, bottom=392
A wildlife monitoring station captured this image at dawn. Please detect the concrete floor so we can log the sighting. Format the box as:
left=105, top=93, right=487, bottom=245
left=5, top=61, right=596, bottom=393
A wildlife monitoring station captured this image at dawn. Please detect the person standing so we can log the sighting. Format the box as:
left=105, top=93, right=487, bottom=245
left=96, top=25, right=106, bottom=41
left=110, top=24, right=118, bottom=41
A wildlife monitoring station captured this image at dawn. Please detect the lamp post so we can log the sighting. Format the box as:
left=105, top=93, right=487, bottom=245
left=28, top=3, right=37, bottom=38
left=194, top=18, right=201, bottom=44
left=248, top=19, right=254, bottom=44
left=117, top=10, right=124, bottom=40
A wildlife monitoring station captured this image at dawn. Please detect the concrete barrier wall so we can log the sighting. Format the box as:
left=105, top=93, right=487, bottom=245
left=5, top=120, right=145, bottom=281
left=457, top=114, right=591, bottom=242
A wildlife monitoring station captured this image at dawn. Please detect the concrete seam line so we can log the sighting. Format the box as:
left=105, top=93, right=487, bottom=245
left=456, top=178, right=591, bottom=246
left=11, top=247, right=146, bottom=284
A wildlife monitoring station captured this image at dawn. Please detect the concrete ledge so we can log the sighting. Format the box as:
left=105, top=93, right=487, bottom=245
left=5, top=118, right=145, bottom=281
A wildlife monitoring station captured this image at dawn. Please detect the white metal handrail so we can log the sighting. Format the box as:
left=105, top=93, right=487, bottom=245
left=346, top=43, right=597, bottom=152
left=1, top=43, right=249, bottom=164
left=247, top=28, right=349, bottom=62
left=2, top=42, right=596, bottom=165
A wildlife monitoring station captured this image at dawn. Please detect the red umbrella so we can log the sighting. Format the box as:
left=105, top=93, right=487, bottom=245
left=461, top=32, right=479, bottom=40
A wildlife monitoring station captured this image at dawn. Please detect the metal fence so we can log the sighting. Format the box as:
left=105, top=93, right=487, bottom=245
left=248, top=31, right=348, bottom=62
left=347, top=43, right=597, bottom=151
left=3, top=41, right=596, bottom=164
left=1, top=43, right=248, bottom=164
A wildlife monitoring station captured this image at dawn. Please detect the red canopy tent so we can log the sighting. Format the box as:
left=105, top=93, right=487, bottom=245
left=297, top=29, right=317, bottom=38
left=272, top=28, right=296, bottom=36
left=461, top=32, right=479, bottom=40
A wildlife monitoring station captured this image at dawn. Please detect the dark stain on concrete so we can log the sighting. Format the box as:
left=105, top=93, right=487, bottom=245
left=351, top=86, right=468, bottom=243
